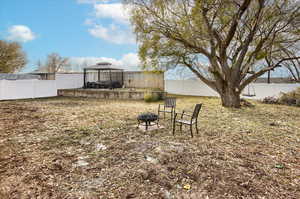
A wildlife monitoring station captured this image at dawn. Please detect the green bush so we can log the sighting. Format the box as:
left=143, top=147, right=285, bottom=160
left=144, top=92, right=161, bottom=102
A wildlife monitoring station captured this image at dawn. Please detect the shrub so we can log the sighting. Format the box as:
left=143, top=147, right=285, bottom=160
left=262, top=96, right=279, bottom=104
left=144, top=92, right=161, bottom=102
left=263, top=88, right=300, bottom=106
left=278, top=88, right=300, bottom=106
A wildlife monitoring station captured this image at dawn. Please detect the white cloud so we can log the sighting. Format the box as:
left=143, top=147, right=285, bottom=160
left=120, top=53, right=140, bottom=68
left=88, top=24, right=135, bottom=44
left=69, top=53, right=141, bottom=71
left=6, top=25, right=36, bottom=43
left=78, top=1, right=135, bottom=45
left=77, top=0, right=109, bottom=4
left=94, top=3, right=130, bottom=24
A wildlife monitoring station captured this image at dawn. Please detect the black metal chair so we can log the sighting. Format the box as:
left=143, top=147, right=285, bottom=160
left=158, top=97, right=176, bottom=120
left=172, top=104, right=202, bottom=137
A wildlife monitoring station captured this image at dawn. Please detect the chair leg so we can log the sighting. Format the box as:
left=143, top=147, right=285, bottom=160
left=180, top=123, right=183, bottom=133
left=196, top=122, right=199, bottom=134
left=172, top=121, right=176, bottom=136
left=190, top=124, right=193, bottom=138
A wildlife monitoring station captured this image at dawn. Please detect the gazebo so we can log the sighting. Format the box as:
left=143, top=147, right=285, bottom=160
left=83, top=62, right=124, bottom=89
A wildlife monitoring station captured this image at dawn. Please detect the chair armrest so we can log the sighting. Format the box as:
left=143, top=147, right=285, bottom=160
left=181, top=109, right=193, bottom=116
left=182, top=113, right=193, bottom=117
left=175, top=111, right=192, bottom=118
left=174, top=110, right=187, bottom=119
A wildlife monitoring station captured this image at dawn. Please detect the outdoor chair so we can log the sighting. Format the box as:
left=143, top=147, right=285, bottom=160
left=172, top=104, right=202, bottom=138
left=158, top=97, right=176, bottom=120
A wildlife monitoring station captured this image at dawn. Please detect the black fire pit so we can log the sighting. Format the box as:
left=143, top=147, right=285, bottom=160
left=137, top=112, right=159, bottom=130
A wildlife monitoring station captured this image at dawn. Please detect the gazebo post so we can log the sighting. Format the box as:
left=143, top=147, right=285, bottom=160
left=83, top=68, right=87, bottom=88
left=98, top=70, right=100, bottom=82
left=121, top=70, right=124, bottom=88
left=109, top=69, right=112, bottom=89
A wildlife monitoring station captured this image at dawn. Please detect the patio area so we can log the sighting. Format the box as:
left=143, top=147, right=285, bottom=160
left=58, top=88, right=166, bottom=100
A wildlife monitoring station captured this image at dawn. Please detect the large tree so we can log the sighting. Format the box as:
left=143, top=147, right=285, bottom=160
left=37, top=53, right=70, bottom=73
left=125, top=0, right=300, bottom=107
left=0, top=40, right=27, bottom=73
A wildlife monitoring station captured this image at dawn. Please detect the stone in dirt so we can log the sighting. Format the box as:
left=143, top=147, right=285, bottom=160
left=79, top=139, right=91, bottom=145
left=73, top=160, right=89, bottom=167
left=145, top=155, right=159, bottom=164
left=73, top=156, right=89, bottom=167
left=96, top=143, right=107, bottom=151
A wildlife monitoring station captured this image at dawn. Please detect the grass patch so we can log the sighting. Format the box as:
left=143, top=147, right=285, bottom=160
left=0, top=96, right=299, bottom=198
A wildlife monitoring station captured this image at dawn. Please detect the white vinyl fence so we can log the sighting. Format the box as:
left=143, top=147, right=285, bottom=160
left=1, top=74, right=299, bottom=101
left=0, top=74, right=83, bottom=100
left=55, top=73, right=83, bottom=89
left=165, top=80, right=300, bottom=99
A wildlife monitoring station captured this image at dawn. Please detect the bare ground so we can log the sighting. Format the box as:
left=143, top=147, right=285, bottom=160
left=0, top=96, right=299, bottom=199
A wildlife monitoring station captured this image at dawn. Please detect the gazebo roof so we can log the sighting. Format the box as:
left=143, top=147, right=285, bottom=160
left=84, top=62, right=123, bottom=71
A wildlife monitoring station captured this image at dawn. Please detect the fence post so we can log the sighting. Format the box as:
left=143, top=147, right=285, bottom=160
left=0, top=80, right=3, bottom=100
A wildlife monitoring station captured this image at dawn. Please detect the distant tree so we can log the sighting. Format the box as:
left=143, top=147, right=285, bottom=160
left=125, top=0, right=300, bottom=107
left=38, top=53, right=69, bottom=73
left=0, top=40, right=27, bottom=73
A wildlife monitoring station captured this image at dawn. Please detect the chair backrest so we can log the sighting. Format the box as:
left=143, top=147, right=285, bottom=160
left=165, top=97, right=176, bottom=107
left=192, top=104, right=202, bottom=119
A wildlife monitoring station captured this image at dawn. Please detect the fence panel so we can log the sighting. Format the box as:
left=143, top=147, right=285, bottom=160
left=0, top=80, right=35, bottom=100
left=165, top=80, right=300, bottom=99
left=33, top=80, right=57, bottom=98
left=165, top=80, right=219, bottom=97
left=55, top=74, right=83, bottom=89
left=0, top=79, right=57, bottom=100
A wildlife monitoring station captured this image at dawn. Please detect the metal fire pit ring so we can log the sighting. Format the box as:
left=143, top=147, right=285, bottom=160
left=137, top=112, right=159, bottom=130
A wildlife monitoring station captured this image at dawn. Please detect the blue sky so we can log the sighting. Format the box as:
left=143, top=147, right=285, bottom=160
left=0, top=0, right=288, bottom=78
left=0, top=0, right=140, bottom=72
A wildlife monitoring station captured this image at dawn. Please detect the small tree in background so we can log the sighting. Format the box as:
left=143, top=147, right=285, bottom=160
left=0, top=40, right=27, bottom=73
left=37, top=53, right=69, bottom=73
left=125, top=0, right=300, bottom=107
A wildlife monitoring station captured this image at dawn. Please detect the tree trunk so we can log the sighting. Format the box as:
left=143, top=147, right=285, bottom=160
left=219, top=86, right=241, bottom=108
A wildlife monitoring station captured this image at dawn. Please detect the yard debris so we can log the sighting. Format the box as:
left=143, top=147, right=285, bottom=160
left=95, top=143, right=107, bottom=151
left=73, top=157, right=89, bottom=167
left=183, top=184, right=191, bottom=190
left=275, top=164, right=284, bottom=169
left=144, top=155, right=159, bottom=164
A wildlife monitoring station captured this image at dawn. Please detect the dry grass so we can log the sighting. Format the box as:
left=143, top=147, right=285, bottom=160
left=0, top=96, right=299, bottom=199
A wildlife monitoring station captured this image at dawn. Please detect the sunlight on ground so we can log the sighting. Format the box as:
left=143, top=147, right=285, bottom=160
left=0, top=96, right=299, bottom=198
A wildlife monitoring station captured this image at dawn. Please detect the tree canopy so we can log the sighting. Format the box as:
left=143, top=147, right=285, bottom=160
left=37, top=53, right=69, bottom=73
left=0, top=40, right=27, bottom=73
left=125, top=0, right=300, bottom=107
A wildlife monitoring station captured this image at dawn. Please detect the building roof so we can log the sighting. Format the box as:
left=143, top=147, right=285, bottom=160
left=84, top=62, right=123, bottom=71
left=0, top=73, right=40, bottom=80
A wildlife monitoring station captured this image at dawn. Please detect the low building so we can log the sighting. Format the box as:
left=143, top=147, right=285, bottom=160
left=0, top=73, right=40, bottom=80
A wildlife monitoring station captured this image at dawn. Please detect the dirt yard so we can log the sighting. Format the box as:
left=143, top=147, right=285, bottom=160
left=0, top=96, right=299, bottom=198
